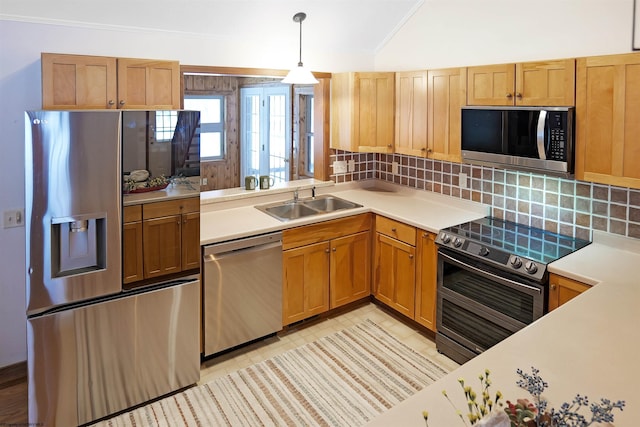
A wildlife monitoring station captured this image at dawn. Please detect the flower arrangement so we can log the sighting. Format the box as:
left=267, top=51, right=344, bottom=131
left=423, top=367, right=625, bottom=427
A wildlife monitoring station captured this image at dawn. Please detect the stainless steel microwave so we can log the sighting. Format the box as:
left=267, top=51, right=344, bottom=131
left=461, top=106, right=574, bottom=177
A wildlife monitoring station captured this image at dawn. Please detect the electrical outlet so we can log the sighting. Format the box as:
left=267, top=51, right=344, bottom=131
left=201, top=177, right=208, bottom=186
left=3, top=209, right=25, bottom=228
left=348, top=160, right=355, bottom=172
left=459, top=172, right=468, bottom=189
left=333, top=160, right=348, bottom=174
left=391, top=161, right=399, bottom=175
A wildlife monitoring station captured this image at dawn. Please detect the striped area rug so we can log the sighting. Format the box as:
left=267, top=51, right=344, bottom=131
left=95, top=319, right=449, bottom=427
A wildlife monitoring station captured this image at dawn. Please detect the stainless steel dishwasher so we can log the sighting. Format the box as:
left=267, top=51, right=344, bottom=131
left=203, top=232, right=283, bottom=357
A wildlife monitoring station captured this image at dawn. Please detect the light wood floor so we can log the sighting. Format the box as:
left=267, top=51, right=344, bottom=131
left=0, top=303, right=457, bottom=425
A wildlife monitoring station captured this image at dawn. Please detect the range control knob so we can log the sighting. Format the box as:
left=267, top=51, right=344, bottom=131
left=510, top=256, right=523, bottom=269
left=524, top=261, right=538, bottom=274
left=479, top=247, right=490, bottom=257
left=453, top=237, right=463, bottom=248
left=440, top=233, right=451, bottom=244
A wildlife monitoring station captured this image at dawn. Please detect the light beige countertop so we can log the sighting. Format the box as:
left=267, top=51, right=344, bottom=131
left=123, top=178, right=200, bottom=206
left=199, top=180, right=488, bottom=246
left=366, top=232, right=639, bottom=426
left=199, top=179, right=638, bottom=425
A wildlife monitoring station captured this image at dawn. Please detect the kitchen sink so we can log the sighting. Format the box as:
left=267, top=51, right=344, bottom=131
left=256, top=194, right=362, bottom=222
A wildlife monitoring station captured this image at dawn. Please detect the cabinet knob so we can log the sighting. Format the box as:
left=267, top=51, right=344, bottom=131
left=409, top=254, right=414, bottom=259
left=108, top=100, right=115, bottom=106
left=332, top=247, right=337, bottom=252
left=506, top=93, right=513, bottom=98
left=119, top=100, right=126, bottom=106
left=325, top=248, right=330, bottom=253
left=516, top=92, right=522, bottom=98
left=387, top=144, right=392, bottom=148
left=551, top=284, right=557, bottom=290
left=391, top=227, right=397, bottom=232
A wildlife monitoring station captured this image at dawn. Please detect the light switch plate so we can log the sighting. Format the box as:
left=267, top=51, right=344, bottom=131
left=348, top=160, right=355, bottom=172
left=333, top=160, right=348, bottom=174
left=391, top=161, right=399, bottom=175
left=3, top=209, right=24, bottom=228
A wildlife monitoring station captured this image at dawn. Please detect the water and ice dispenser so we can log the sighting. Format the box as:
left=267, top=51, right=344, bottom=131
left=51, top=214, right=106, bottom=277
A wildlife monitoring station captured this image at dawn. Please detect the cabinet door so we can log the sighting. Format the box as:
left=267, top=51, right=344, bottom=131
left=395, top=71, right=428, bottom=157
left=330, top=231, right=371, bottom=309
left=428, top=67, right=466, bottom=162
left=415, top=231, right=437, bottom=331
left=41, top=53, right=117, bottom=109
left=143, top=215, right=182, bottom=279
left=515, top=59, right=575, bottom=106
left=548, top=274, right=591, bottom=311
left=282, top=241, right=330, bottom=325
left=575, top=52, right=640, bottom=189
left=356, top=72, right=395, bottom=153
left=117, top=59, right=181, bottom=109
left=181, top=212, right=200, bottom=271
left=123, top=221, right=144, bottom=284
left=374, top=233, right=416, bottom=318
left=467, top=64, right=515, bottom=106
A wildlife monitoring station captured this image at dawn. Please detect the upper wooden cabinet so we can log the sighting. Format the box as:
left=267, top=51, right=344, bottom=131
left=41, top=53, right=180, bottom=110
left=116, top=58, right=181, bottom=109
left=42, top=53, right=118, bottom=109
left=331, top=72, right=395, bottom=153
left=395, top=71, right=428, bottom=157
left=575, top=52, right=640, bottom=189
left=467, top=59, right=575, bottom=106
left=427, top=67, right=466, bottom=162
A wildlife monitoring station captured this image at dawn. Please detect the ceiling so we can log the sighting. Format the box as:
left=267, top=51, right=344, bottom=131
left=0, top=0, right=424, bottom=54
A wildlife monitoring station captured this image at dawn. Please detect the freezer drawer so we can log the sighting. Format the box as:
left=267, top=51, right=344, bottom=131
left=27, top=279, right=200, bottom=426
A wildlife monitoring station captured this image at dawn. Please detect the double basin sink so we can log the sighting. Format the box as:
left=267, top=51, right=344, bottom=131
left=256, top=194, right=362, bottom=222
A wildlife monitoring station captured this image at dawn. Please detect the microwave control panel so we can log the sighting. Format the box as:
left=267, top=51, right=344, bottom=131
left=547, top=112, right=567, bottom=161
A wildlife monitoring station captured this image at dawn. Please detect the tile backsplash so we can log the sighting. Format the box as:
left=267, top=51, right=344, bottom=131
left=330, top=150, right=640, bottom=241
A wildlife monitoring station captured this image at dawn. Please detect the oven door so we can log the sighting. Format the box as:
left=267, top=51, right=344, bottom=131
left=436, top=248, right=545, bottom=363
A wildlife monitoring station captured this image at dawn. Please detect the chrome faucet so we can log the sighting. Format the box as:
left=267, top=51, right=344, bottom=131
left=311, top=186, right=316, bottom=199
left=293, top=189, right=299, bottom=202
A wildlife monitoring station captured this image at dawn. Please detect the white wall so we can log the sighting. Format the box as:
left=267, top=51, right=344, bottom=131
left=375, top=0, right=634, bottom=70
left=0, top=0, right=636, bottom=367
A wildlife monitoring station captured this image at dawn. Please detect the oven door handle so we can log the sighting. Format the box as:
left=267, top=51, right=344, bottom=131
left=439, top=251, right=542, bottom=294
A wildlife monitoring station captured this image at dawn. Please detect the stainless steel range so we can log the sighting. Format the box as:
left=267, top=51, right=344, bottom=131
left=435, top=216, right=590, bottom=364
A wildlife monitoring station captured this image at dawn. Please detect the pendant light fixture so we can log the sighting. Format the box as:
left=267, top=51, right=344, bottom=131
left=282, top=12, right=319, bottom=85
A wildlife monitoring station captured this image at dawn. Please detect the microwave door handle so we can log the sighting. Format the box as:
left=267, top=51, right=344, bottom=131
left=536, top=110, right=547, bottom=160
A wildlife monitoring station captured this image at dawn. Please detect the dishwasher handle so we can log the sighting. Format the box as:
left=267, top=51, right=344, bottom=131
left=203, top=232, right=282, bottom=258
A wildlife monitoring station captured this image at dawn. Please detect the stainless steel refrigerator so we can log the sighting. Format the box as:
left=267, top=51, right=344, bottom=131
left=25, top=110, right=200, bottom=426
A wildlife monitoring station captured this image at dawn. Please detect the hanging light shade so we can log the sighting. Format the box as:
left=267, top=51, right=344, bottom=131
left=282, top=12, right=319, bottom=85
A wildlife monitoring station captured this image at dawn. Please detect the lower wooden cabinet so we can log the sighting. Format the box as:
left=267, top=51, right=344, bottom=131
left=415, top=230, right=438, bottom=331
left=282, top=214, right=371, bottom=326
left=282, top=241, right=331, bottom=325
left=373, top=216, right=416, bottom=318
left=331, top=231, right=372, bottom=308
left=548, top=273, right=591, bottom=311
left=123, top=197, right=200, bottom=286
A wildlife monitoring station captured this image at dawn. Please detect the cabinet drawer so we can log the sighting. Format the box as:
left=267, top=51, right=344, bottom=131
left=283, top=213, right=371, bottom=250
left=123, top=205, right=142, bottom=223
left=143, top=197, right=199, bottom=219
left=375, top=216, right=416, bottom=246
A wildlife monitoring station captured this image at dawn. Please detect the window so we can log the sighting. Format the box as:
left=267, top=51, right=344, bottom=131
left=155, top=111, right=178, bottom=142
left=240, top=86, right=291, bottom=185
left=184, top=95, right=225, bottom=161
left=305, top=95, right=314, bottom=175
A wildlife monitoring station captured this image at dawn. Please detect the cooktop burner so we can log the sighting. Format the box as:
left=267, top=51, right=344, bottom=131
left=437, top=216, right=591, bottom=281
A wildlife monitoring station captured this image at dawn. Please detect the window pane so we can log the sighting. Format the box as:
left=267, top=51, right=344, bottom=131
left=184, top=98, right=221, bottom=124
left=201, top=133, right=222, bottom=158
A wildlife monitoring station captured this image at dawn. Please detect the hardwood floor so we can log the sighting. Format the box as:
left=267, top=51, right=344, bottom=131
left=0, top=361, right=28, bottom=424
